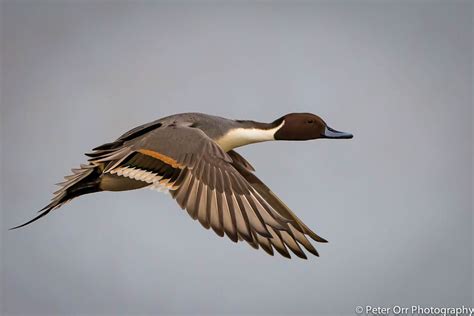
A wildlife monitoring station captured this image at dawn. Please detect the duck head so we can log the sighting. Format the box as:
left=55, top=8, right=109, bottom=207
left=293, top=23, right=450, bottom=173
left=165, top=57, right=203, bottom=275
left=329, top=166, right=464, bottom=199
left=273, top=113, right=353, bottom=141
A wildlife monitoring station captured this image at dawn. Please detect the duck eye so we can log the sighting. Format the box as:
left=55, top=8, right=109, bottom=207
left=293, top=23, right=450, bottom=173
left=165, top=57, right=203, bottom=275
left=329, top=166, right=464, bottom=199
left=306, top=119, right=314, bottom=124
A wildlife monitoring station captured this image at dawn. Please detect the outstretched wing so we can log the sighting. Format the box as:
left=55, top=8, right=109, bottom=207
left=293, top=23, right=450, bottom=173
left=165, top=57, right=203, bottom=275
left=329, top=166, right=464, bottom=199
left=227, top=150, right=328, bottom=255
left=90, top=125, right=325, bottom=259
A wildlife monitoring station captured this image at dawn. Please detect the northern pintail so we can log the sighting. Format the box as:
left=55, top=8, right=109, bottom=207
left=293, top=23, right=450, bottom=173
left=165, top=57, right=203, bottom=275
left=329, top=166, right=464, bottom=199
left=12, top=112, right=353, bottom=259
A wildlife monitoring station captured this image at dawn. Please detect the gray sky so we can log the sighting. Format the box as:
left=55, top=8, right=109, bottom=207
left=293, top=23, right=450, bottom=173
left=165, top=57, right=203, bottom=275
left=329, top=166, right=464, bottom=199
left=1, top=1, right=472, bottom=315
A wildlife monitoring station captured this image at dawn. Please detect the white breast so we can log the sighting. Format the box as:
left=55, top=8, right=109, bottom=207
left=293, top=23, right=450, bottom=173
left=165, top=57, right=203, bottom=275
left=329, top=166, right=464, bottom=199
left=216, top=121, right=284, bottom=151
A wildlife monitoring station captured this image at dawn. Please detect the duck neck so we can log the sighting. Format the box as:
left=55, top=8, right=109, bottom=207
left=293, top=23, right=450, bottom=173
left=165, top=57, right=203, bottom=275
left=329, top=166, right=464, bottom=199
left=216, top=119, right=285, bottom=151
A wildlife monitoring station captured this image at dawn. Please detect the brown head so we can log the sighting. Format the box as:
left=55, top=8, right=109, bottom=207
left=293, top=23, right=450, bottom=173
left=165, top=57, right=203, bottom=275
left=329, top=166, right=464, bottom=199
left=273, top=113, right=353, bottom=141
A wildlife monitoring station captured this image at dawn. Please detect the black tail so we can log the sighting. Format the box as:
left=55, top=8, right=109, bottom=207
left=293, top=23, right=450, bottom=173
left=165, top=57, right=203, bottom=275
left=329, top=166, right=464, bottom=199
left=10, top=164, right=102, bottom=230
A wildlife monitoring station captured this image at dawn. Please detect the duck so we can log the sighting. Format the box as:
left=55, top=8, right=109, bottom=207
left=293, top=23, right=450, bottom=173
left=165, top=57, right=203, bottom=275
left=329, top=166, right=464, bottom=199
left=11, top=112, right=353, bottom=259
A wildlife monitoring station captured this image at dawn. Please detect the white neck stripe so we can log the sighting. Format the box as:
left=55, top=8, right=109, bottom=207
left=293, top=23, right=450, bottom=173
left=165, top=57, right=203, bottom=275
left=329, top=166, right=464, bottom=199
left=216, top=120, right=285, bottom=151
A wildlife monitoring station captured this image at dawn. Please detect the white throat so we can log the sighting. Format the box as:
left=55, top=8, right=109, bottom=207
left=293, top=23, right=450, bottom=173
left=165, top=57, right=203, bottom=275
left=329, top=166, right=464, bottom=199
left=216, top=121, right=285, bottom=151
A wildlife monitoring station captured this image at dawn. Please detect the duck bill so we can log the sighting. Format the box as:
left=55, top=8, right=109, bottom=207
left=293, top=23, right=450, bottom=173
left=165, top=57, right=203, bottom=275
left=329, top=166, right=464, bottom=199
left=322, top=126, right=353, bottom=139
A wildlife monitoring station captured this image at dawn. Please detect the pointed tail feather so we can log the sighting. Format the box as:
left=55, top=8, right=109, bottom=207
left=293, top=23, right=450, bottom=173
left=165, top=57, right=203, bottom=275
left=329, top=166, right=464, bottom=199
left=10, top=164, right=101, bottom=230
left=9, top=198, right=70, bottom=230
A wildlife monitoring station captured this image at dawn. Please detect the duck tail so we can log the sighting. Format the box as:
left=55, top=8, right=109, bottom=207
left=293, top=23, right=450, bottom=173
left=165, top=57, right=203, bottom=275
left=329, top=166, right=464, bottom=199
left=10, top=164, right=102, bottom=230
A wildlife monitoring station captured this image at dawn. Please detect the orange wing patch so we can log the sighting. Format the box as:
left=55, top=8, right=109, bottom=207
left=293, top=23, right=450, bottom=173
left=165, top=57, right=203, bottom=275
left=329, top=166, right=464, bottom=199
left=137, top=149, right=185, bottom=169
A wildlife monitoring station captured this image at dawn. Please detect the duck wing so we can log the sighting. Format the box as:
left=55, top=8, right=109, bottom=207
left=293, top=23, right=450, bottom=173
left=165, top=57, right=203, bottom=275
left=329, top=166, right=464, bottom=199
left=228, top=150, right=328, bottom=252
left=95, top=125, right=324, bottom=259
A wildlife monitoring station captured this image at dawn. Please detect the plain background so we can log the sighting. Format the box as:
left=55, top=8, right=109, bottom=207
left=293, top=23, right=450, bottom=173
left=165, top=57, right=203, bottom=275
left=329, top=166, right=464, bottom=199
left=1, top=1, right=472, bottom=315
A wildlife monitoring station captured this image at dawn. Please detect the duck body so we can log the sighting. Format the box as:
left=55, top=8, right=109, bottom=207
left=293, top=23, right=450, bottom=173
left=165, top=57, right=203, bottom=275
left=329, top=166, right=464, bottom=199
left=99, top=113, right=283, bottom=191
left=12, top=112, right=352, bottom=259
